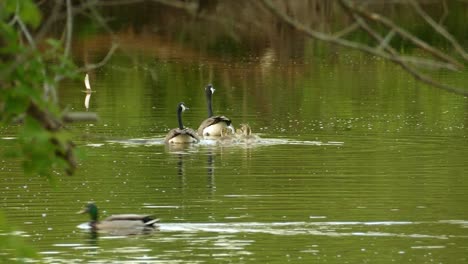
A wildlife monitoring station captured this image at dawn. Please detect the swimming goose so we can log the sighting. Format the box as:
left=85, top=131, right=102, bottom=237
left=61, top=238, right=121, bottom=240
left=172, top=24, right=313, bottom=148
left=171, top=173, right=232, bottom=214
left=197, top=84, right=234, bottom=137
left=78, top=203, right=159, bottom=233
left=165, top=102, right=200, bottom=144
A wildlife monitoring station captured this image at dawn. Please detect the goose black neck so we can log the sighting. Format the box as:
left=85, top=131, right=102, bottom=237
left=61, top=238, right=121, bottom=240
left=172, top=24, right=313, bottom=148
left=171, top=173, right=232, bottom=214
left=177, top=105, right=184, bottom=129
left=206, top=88, right=213, bottom=117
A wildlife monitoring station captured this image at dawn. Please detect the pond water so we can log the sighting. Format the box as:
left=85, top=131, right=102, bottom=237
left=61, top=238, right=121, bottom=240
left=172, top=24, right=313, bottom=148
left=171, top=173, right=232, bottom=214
left=2, top=16, right=468, bottom=264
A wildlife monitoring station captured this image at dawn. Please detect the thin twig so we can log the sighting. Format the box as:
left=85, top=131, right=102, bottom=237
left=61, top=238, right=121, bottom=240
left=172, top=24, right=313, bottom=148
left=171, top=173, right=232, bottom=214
left=87, top=2, right=118, bottom=41
left=333, top=22, right=360, bottom=38
left=439, top=0, right=448, bottom=24
left=64, top=0, right=73, bottom=58
left=377, top=30, right=395, bottom=51
left=17, top=16, right=37, bottom=49
left=8, top=1, right=20, bottom=25
left=78, top=43, right=120, bottom=73
left=36, top=0, right=62, bottom=43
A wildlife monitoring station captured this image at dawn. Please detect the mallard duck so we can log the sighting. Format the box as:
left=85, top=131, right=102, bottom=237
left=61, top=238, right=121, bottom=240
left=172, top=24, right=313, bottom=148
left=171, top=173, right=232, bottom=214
left=198, top=84, right=234, bottom=137
left=78, top=203, right=159, bottom=234
left=236, top=123, right=258, bottom=144
left=217, top=126, right=236, bottom=145
left=165, top=102, right=200, bottom=144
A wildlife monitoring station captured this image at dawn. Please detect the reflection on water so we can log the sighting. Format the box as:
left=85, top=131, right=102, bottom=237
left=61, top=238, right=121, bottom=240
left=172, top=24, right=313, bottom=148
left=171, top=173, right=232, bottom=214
left=84, top=93, right=91, bottom=111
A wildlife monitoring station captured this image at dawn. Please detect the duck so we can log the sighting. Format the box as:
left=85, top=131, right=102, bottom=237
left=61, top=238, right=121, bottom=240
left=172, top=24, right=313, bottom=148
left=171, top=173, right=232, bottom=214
left=236, top=123, right=258, bottom=144
left=197, top=84, right=234, bottom=138
left=78, top=203, right=159, bottom=234
left=217, top=126, right=236, bottom=145
left=165, top=102, right=200, bottom=144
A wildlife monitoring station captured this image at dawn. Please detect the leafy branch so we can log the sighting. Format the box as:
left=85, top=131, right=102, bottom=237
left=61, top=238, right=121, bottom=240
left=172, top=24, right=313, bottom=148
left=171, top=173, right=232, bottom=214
left=0, top=0, right=113, bottom=176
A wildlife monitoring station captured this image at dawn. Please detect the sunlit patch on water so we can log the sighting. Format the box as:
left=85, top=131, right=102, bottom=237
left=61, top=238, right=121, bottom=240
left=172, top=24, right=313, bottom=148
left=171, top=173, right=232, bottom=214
left=411, top=246, right=446, bottom=249
left=309, top=215, right=327, bottom=219
left=108, top=247, right=152, bottom=253
left=39, top=251, right=61, bottom=255
left=53, top=243, right=84, bottom=247
left=143, top=204, right=180, bottom=209
left=86, top=143, right=105, bottom=147
left=224, top=194, right=272, bottom=198
left=77, top=222, right=91, bottom=230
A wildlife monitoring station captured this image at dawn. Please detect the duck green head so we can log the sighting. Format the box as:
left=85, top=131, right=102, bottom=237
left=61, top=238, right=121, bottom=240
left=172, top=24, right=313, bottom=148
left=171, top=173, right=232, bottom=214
left=78, top=203, right=99, bottom=222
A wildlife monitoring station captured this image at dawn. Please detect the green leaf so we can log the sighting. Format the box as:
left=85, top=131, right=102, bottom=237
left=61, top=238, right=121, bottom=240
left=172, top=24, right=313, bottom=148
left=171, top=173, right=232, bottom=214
left=3, top=0, right=18, bottom=15
left=3, top=93, right=29, bottom=116
left=21, top=116, right=49, bottom=142
left=10, top=0, right=43, bottom=28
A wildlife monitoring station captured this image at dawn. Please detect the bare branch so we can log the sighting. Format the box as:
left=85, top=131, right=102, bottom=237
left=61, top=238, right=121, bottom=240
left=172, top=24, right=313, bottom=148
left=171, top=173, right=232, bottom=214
left=340, top=0, right=463, bottom=69
left=377, top=30, right=395, bottom=51
left=397, top=56, right=457, bottom=71
left=79, top=43, right=120, bottom=73
left=333, top=22, right=360, bottom=38
left=408, top=0, right=468, bottom=61
left=261, top=0, right=392, bottom=57
left=261, top=0, right=468, bottom=96
left=62, top=112, right=99, bottom=123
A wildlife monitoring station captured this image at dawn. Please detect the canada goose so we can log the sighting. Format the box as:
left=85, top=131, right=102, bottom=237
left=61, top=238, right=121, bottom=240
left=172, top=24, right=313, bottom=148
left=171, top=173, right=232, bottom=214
left=217, top=126, right=236, bottom=145
left=165, top=102, right=200, bottom=144
left=236, top=123, right=258, bottom=144
left=78, top=203, right=159, bottom=233
left=197, top=84, right=234, bottom=137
